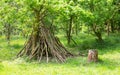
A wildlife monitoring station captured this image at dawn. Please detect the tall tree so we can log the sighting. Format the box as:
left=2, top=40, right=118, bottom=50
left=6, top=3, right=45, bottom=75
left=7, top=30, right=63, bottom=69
left=0, top=0, right=19, bottom=44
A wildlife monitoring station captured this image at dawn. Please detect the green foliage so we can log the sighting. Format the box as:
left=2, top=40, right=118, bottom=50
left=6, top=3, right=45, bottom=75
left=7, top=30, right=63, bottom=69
left=0, top=0, right=120, bottom=43
left=0, top=1, right=120, bottom=75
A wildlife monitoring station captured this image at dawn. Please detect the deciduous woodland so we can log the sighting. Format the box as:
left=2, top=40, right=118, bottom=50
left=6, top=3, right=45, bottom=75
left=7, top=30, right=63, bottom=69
left=0, top=0, right=120, bottom=75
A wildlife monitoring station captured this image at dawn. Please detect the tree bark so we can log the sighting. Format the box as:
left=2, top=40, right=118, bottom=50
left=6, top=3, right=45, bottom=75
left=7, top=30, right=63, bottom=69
left=67, top=15, right=73, bottom=44
left=88, top=50, right=98, bottom=62
left=75, top=23, right=78, bottom=35
left=111, top=19, right=114, bottom=33
left=92, top=24, right=103, bottom=42
left=107, top=20, right=110, bottom=36
left=5, top=23, right=11, bottom=45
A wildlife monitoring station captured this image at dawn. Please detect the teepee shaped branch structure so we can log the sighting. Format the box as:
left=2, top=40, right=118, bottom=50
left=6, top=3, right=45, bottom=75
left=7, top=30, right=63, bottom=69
left=17, top=24, right=73, bottom=62
left=17, top=2, right=73, bottom=62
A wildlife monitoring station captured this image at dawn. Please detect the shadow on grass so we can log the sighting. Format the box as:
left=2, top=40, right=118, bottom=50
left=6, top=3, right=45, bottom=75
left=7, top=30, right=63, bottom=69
left=10, top=44, right=23, bottom=49
left=3, top=44, right=23, bottom=50
left=67, top=34, right=120, bottom=55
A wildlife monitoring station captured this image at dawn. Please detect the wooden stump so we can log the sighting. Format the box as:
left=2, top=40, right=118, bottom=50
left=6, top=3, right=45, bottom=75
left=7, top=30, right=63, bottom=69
left=88, top=50, right=98, bottom=62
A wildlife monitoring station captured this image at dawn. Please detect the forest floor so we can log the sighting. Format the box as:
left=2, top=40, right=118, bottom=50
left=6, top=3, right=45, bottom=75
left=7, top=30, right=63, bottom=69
left=0, top=33, right=120, bottom=75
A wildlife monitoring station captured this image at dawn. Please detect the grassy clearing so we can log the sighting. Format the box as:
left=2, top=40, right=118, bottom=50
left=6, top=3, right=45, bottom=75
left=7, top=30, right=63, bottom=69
left=0, top=34, right=120, bottom=75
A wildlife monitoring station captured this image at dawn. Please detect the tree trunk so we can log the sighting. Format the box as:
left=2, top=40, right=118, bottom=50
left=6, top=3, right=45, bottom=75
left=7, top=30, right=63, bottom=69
left=111, top=19, right=114, bottom=33
left=5, top=23, right=11, bottom=45
left=107, top=24, right=110, bottom=36
left=95, top=31, right=103, bottom=42
left=117, top=25, right=120, bottom=32
left=92, top=24, right=103, bottom=42
left=75, top=24, right=78, bottom=35
left=107, top=20, right=110, bottom=36
left=67, top=15, right=73, bottom=44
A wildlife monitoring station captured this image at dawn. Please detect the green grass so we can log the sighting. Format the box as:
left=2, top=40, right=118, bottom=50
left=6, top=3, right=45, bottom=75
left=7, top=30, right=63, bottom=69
left=0, top=34, right=120, bottom=75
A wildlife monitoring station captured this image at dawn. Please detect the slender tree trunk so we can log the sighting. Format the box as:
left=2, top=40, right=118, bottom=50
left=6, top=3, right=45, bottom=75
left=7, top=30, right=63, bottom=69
left=50, top=19, right=55, bottom=35
left=117, top=25, right=120, bottom=32
left=75, top=24, right=78, bottom=35
left=111, top=19, right=114, bottom=33
left=88, top=26, right=90, bottom=35
left=67, top=15, right=73, bottom=44
left=5, top=23, right=11, bottom=45
left=107, top=20, right=110, bottom=36
left=92, top=24, right=103, bottom=42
